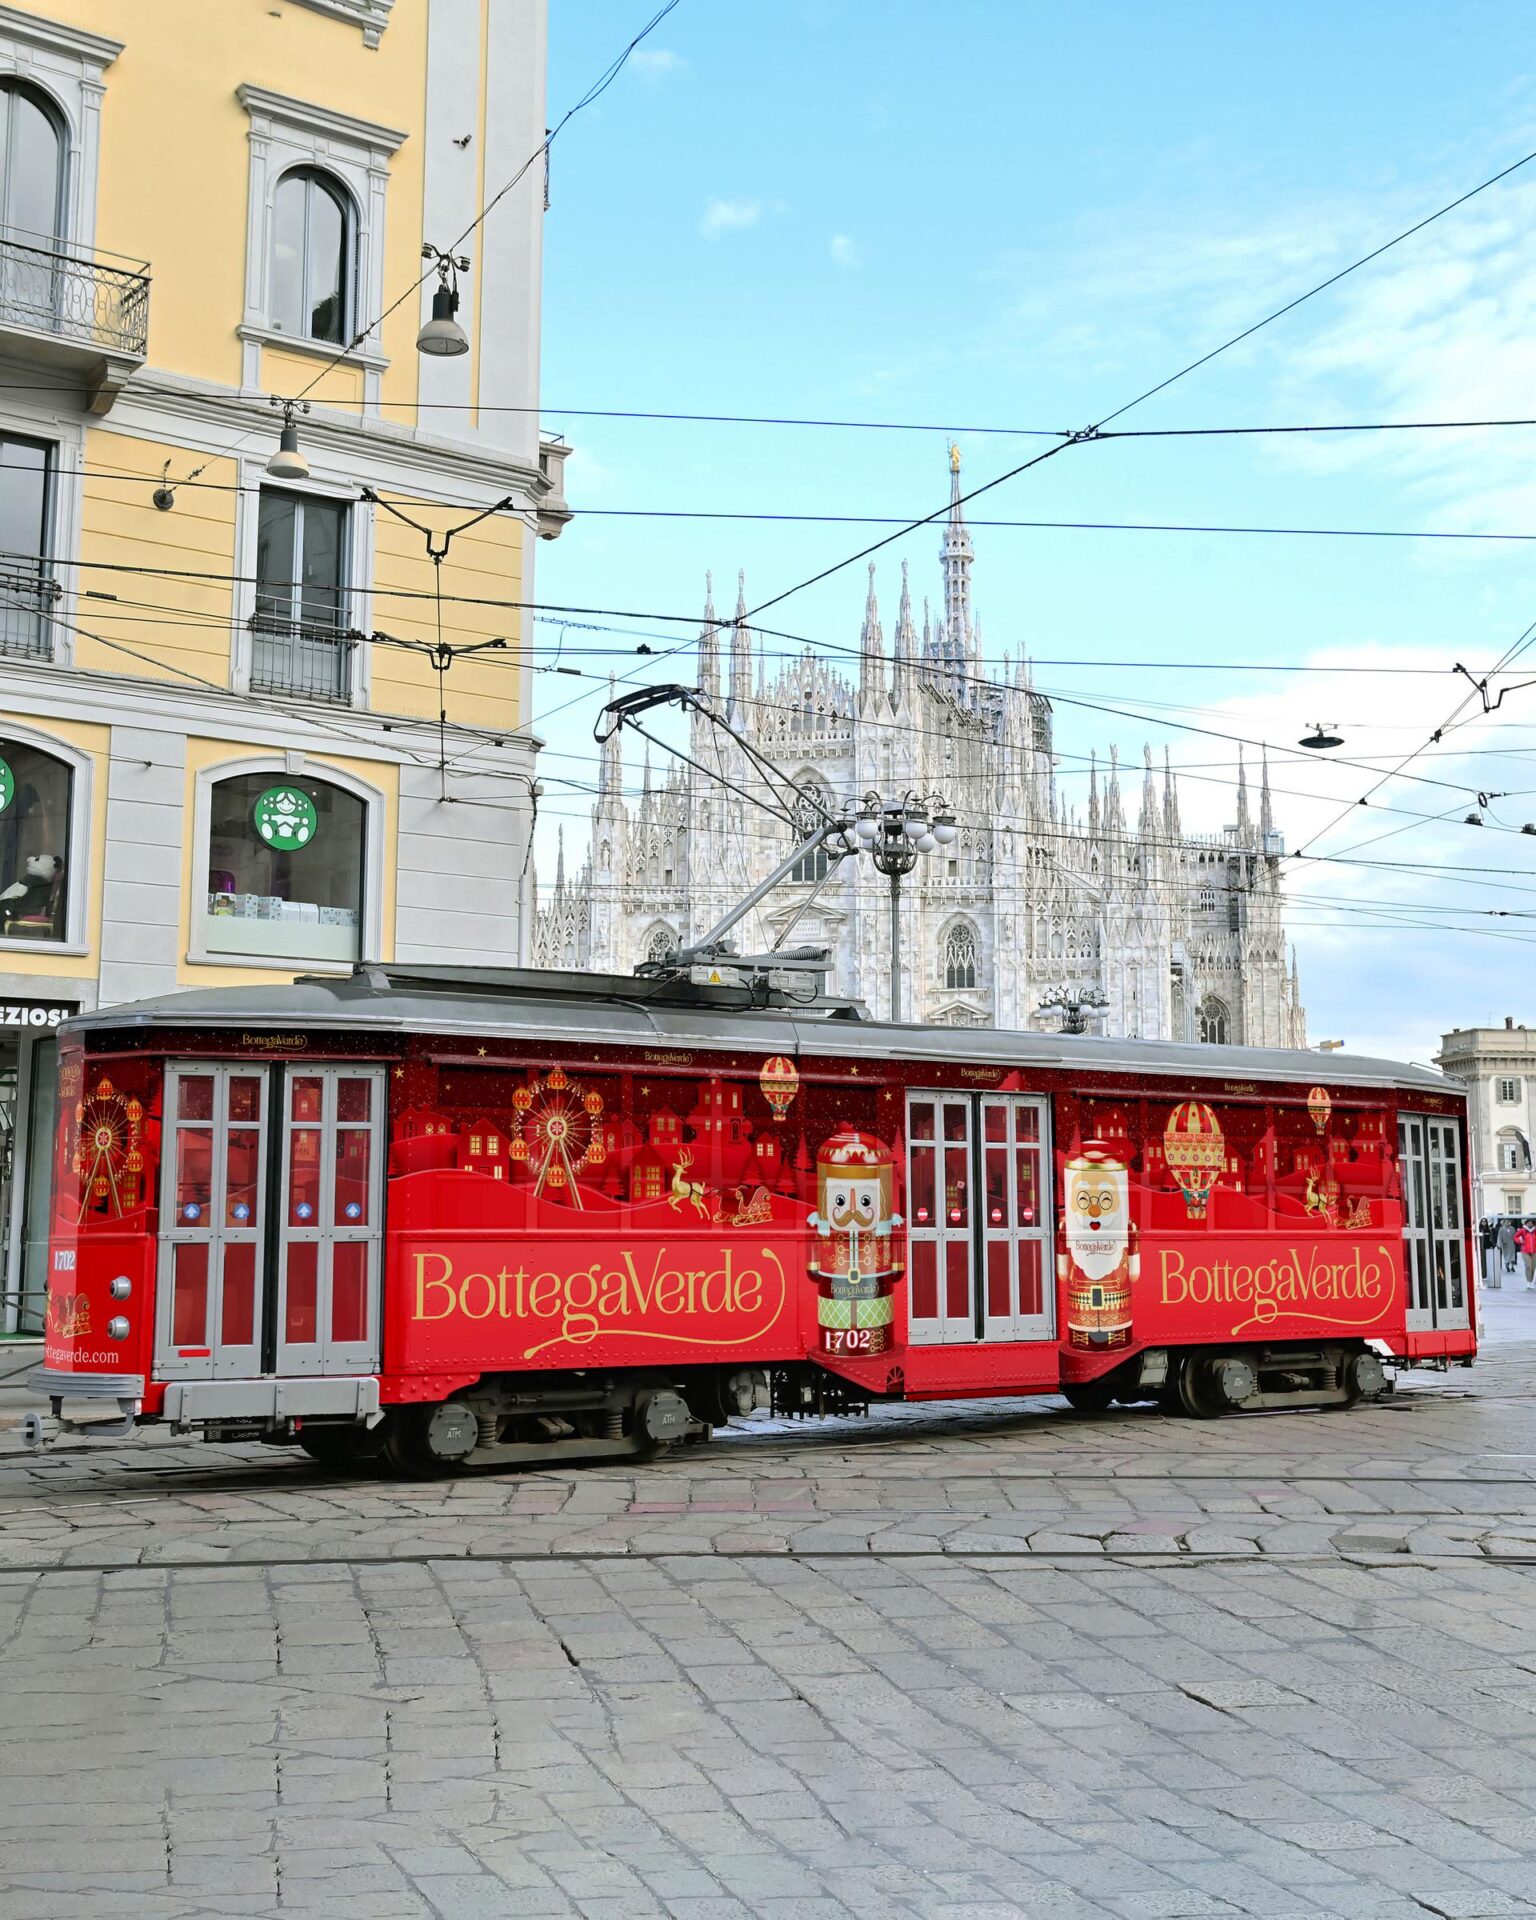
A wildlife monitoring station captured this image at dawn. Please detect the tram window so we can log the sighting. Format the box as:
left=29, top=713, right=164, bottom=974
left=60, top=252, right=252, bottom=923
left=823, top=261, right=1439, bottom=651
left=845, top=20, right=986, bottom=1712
left=204, top=771, right=365, bottom=964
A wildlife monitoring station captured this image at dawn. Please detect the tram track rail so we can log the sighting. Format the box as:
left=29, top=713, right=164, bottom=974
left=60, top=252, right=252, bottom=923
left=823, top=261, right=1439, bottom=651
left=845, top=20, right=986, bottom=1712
left=3, top=1544, right=1536, bottom=1579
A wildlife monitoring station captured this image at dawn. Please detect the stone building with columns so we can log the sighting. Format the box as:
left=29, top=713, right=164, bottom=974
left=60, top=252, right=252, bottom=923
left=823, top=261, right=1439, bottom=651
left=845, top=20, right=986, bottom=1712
left=537, top=452, right=1305, bottom=1049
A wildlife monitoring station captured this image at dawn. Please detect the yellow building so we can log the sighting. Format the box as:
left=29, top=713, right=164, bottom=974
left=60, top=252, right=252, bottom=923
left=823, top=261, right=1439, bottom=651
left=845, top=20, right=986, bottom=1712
left=0, top=0, right=565, bottom=1330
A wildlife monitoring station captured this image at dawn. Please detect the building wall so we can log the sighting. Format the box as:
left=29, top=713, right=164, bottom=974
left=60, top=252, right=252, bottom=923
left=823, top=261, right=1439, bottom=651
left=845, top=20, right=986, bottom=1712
left=1437, top=1020, right=1536, bottom=1219
left=0, top=0, right=562, bottom=1330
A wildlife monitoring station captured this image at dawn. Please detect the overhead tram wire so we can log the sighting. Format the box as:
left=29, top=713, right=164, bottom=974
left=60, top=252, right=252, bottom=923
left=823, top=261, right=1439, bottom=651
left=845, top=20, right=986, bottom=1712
left=1093, top=142, right=1536, bottom=429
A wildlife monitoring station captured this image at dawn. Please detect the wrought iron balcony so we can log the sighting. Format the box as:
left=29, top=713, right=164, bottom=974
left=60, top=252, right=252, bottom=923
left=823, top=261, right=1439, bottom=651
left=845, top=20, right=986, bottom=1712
left=0, top=554, right=61, bottom=660
left=249, top=610, right=356, bottom=703
left=0, top=230, right=150, bottom=413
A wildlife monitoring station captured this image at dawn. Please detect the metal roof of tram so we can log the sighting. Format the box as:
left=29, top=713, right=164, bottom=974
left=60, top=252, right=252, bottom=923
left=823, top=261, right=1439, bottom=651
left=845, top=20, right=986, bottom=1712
left=63, top=964, right=1455, bottom=1097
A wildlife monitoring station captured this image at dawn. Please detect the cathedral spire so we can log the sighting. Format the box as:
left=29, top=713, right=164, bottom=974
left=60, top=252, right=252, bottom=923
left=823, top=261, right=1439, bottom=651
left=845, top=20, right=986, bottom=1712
left=1235, top=744, right=1251, bottom=837
left=1162, top=746, right=1180, bottom=841
left=598, top=673, right=622, bottom=800
left=1088, top=750, right=1101, bottom=838
left=1105, top=745, right=1124, bottom=836
left=730, top=568, right=753, bottom=719
left=1139, top=744, right=1159, bottom=844
left=554, top=824, right=566, bottom=893
left=891, top=558, right=916, bottom=706
left=1259, top=745, right=1274, bottom=844
left=858, top=561, right=885, bottom=710
left=697, top=570, right=720, bottom=704
left=940, top=442, right=973, bottom=682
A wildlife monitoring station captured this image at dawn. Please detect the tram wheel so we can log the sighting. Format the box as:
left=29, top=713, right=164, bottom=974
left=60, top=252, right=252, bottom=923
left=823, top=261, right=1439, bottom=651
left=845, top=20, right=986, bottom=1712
left=381, top=1406, right=462, bottom=1479
left=1175, top=1356, right=1226, bottom=1420
left=1061, top=1381, right=1116, bottom=1414
left=298, top=1423, right=385, bottom=1467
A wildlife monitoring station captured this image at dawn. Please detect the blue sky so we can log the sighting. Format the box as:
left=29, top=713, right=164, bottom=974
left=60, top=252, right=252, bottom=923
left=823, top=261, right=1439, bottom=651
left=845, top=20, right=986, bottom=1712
left=527, top=1, right=1536, bottom=1062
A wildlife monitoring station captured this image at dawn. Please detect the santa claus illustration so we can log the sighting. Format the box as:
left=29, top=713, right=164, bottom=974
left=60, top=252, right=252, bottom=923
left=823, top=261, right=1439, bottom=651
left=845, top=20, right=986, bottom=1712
left=1059, top=1140, right=1137, bottom=1349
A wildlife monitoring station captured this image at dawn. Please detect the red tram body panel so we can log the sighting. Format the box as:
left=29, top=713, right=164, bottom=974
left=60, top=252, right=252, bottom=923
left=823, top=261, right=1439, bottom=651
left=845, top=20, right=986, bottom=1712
left=30, top=967, right=1476, bottom=1465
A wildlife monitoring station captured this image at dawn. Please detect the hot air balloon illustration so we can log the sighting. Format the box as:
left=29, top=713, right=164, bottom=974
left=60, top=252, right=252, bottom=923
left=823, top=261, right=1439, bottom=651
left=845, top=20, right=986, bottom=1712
left=1307, top=1086, right=1331, bottom=1135
left=759, top=1054, right=800, bottom=1124
left=1162, top=1100, right=1226, bottom=1220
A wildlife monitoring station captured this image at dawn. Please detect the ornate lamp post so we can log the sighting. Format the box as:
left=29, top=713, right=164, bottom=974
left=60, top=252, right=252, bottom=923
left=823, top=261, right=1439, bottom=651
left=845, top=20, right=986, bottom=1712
left=1038, top=985, right=1109, bottom=1035
left=853, top=794, right=957, bottom=1021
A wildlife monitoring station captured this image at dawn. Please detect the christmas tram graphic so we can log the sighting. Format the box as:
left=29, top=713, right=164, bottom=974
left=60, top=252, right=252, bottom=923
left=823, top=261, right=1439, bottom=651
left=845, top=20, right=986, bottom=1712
left=30, top=966, right=1475, bottom=1469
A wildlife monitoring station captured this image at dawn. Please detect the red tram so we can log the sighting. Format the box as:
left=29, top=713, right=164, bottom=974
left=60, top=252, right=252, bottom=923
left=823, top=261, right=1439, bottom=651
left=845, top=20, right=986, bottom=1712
left=29, top=965, right=1476, bottom=1472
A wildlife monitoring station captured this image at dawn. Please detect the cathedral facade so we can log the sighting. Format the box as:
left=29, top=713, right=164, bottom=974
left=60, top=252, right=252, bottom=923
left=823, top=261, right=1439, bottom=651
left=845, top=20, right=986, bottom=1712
left=537, top=453, right=1306, bottom=1048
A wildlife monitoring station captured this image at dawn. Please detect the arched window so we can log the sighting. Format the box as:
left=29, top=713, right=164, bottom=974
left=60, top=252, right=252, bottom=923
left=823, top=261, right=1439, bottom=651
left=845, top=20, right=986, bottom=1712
left=1198, top=996, right=1229, bottom=1046
left=204, top=770, right=366, bottom=962
left=790, top=780, right=832, bottom=883
left=271, top=166, right=355, bottom=344
left=0, top=81, right=64, bottom=246
left=1498, top=1130, right=1529, bottom=1174
left=0, top=735, right=71, bottom=942
left=645, top=924, right=675, bottom=964
left=942, top=920, right=978, bottom=991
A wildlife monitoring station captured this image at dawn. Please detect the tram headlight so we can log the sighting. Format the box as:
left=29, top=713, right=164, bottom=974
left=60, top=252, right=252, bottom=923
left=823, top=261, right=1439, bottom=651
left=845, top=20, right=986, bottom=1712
left=109, top=1276, right=131, bottom=1300
left=107, top=1316, right=130, bottom=1341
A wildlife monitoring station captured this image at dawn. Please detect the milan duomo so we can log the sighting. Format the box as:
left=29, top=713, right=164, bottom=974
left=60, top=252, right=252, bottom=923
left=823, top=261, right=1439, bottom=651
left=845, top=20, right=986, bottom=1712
left=537, top=451, right=1307, bottom=1047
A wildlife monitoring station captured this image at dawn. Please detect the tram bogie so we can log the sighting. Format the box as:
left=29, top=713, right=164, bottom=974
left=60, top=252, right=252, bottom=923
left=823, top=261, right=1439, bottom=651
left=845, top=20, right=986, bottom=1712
left=29, top=965, right=1477, bottom=1467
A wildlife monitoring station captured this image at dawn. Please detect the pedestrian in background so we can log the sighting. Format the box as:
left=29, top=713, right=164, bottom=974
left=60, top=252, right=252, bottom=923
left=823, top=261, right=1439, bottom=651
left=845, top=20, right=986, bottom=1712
left=1520, top=1219, right=1536, bottom=1289
left=1498, top=1217, right=1518, bottom=1275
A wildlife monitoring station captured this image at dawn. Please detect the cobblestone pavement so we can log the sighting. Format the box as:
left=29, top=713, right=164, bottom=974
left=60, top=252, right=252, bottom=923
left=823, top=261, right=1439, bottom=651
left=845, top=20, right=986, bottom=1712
left=4, top=1321, right=1536, bottom=1916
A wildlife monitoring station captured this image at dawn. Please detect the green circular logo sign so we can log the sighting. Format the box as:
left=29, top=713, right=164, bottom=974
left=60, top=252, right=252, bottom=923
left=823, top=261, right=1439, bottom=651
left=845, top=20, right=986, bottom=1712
left=253, top=786, right=318, bottom=850
left=0, top=758, right=11, bottom=815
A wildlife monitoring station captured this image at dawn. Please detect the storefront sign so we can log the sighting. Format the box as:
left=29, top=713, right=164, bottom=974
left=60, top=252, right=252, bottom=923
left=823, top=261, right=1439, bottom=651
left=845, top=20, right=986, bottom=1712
left=253, top=786, right=318, bottom=849
left=0, top=757, right=12, bottom=814
left=0, top=1001, right=75, bottom=1028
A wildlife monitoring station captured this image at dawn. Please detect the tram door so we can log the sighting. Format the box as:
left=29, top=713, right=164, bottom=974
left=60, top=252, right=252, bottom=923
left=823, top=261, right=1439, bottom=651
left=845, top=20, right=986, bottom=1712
left=1399, top=1113, right=1472, bottom=1335
left=906, top=1093, right=1053, bottom=1345
left=157, top=1064, right=271, bottom=1379
left=275, top=1067, right=385, bottom=1376
left=156, top=1062, right=385, bottom=1379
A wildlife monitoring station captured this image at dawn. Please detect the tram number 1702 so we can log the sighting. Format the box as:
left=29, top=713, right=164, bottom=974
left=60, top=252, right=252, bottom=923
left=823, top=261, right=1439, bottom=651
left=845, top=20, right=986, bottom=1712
left=822, top=1328, right=878, bottom=1354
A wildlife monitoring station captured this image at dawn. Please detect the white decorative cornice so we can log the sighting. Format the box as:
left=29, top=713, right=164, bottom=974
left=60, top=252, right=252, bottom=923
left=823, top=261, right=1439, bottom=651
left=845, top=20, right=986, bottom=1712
left=289, top=0, right=394, bottom=50
left=235, top=83, right=407, bottom=158
left=0, top=5, right=121, bottom=68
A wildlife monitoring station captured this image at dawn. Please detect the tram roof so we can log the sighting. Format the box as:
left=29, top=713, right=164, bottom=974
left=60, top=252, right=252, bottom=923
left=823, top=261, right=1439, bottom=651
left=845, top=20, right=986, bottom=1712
left=63, top=964, right=1455, bottom=1099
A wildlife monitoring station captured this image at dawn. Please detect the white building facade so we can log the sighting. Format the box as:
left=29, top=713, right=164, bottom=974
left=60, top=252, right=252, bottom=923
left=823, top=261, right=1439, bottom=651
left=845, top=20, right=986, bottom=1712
left=1436, top=1019, right=1536, bottom=1219
left=538, top=453, right=1306, bottom=1047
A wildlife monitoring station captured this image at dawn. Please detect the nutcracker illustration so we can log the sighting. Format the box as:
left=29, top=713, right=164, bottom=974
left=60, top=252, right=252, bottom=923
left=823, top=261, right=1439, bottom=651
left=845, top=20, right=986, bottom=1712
left=1059, top=1140, right=1137, bottom=1349
left=807, top=1129, right=904, bottom=1355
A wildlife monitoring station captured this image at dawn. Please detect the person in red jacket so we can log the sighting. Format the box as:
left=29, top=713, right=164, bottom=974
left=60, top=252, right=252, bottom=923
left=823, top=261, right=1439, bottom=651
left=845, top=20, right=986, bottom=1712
left=1517, top=1219, right=1536, bottom=1288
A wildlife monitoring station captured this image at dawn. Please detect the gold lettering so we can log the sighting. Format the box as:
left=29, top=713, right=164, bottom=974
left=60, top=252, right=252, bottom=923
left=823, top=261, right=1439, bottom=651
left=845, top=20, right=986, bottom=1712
left=736, top=1262, right=763, bottom=1315
left=656, top=1266, right=685, bottom=1315
left=529, top=1270, right=561, bottom=1318
left=1161, top=1249, right=1187, bottom=1304
left=459, top=1270, right=496, bottom=1320
left=563, top=1266, right=600, bottom=1345
left=700, top=1257, right=731, bottom=1316
left=414, top=1251, right=457, bottom=1321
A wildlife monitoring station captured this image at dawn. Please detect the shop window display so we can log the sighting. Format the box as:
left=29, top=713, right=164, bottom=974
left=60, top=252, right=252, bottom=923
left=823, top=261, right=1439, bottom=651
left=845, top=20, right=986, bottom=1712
left=0, top=739, right=70, bottom=941
left=205, top=772, right=364, bottom=962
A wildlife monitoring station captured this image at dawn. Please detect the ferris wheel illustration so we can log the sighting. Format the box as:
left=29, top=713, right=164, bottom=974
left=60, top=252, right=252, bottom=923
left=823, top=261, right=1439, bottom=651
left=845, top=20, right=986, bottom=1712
left=510, top=1066, right=606, bottom=1208
left=71, top=1077, right=144, bottom=1220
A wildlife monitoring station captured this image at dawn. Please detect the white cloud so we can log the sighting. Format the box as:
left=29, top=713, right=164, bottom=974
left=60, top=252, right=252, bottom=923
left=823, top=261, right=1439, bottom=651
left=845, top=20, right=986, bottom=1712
left=830, top=233, right=860, bottom=269
left=630, top=47, right=684, bottom=78
left=700, top=197, right=763, bottom=241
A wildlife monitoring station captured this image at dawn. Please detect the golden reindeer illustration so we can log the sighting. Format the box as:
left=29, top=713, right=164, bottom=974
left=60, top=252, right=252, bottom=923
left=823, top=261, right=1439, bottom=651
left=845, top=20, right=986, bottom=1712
left=668, top=1149, right=711, bottom=1217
